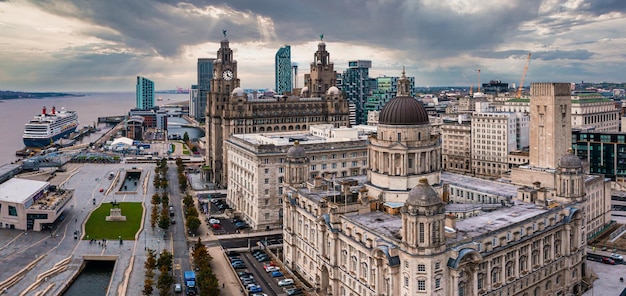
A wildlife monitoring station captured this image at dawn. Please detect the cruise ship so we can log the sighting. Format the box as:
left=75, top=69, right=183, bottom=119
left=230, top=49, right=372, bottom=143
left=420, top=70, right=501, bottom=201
left=23, top=106, right=79, bottom=148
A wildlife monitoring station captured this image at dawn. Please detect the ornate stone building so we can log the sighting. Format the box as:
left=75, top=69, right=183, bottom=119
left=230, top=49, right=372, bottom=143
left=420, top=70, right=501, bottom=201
left=282, top=80, right=593, bottom=296
left=205, top=35, right=350, bottom=186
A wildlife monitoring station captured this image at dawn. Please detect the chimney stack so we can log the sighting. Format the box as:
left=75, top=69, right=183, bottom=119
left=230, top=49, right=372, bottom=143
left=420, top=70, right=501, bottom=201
left=42, top=106, right=46, bottom=115
left=52, top=106, right=56, bottom=114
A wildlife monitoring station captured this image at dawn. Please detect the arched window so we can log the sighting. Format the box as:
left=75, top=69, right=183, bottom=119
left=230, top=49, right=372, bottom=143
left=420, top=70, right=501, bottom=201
left=458, top=281, right=466, bottom=296
left=506, top=261, right=515, bottom=278
left=491, top=268, right=500, bottom=284
left=477, top=273, right=485, bottom=290
left=519, top=255, right=527, bottom=273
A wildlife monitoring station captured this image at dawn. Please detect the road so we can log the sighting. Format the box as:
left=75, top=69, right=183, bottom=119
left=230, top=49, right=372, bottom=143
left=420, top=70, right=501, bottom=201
left=165, top=162, right=193, bottom=287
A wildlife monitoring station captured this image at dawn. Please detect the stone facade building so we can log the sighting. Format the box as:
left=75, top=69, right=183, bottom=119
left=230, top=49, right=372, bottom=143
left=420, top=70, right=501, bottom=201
left=205, top=36, right=350, bottom=186
left=282, top=82, right=602, bottom=296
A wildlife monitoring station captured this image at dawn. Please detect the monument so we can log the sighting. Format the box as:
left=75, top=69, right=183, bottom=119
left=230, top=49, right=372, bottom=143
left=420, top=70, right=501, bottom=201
left=106, top=200, right=127, bottom=221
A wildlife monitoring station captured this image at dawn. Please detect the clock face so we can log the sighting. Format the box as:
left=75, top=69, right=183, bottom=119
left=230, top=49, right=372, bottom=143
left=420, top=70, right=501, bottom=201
left=222, top=70, right=233, bottom=81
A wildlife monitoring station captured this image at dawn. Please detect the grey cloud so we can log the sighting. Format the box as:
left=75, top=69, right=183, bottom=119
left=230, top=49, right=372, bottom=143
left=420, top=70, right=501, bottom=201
left=475, top=49, right=593, bottom=61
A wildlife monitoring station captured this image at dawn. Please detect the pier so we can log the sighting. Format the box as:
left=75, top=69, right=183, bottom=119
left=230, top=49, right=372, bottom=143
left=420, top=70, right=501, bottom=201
left=97, top=115, right=125, bottom=124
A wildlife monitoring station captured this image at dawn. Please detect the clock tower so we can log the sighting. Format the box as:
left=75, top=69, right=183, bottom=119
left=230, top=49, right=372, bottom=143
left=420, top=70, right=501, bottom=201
left=206, top=31, right=240, bottom=186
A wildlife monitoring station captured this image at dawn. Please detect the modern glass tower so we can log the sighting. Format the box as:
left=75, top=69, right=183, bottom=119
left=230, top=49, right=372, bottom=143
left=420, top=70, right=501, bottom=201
left=338, top=60, right=376, bottom=125
left=196, top=58, right=216, bottom=121
left=136, top=76, right=154, bottom=110
left=275, top=45, right=292, bottom=95
left=363, top=75, right=416, bottom=119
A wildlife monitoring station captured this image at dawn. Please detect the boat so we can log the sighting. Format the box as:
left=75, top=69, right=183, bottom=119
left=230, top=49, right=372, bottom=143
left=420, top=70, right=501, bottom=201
left=23, top=106, right=79, bottom=148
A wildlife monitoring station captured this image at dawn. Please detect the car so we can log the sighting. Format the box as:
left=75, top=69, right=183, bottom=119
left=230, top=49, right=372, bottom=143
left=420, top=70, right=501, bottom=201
left=253, top=250, right=266, bottom=256
left=251, top=293, right=268, bottom=296
left=230, top=259, right=244, bottom=265
left=602, top=257, right=616, bottom=265
left=240, top=274, right=254, bottom=281
left=237, top=271, right=251, bottom=276
left=99, top=188, right=104, bottom=192
left=263, top=262, right=276, bottom=268
left=271, top=271, right=284, bottom=277
left=211, top=223, right=222, bottom=230
left=254, top=252, right=268, bottom=258
left=242, top=279, right=256, bottom=286
left=235, top=221, right=249, bottom=229
left=257, top=256, right=270, bottom=262
left=170, top=219, right=176, bottom=225
left=232, top=262, right=246, bottom=269
left=610, top=253, right=624, bottom=261
left=265, top=266, right=280, bottom=272
left=174, top=283, right=182, bottom=293
left=247, top=284, right=262, bottom=293
left=209, top=218, right=220, bottom=224
left=278, top=278, right=295, bottom=287
left=232, top=217, right=243, bottom=224
left=286, top=288, right=303, bottom=296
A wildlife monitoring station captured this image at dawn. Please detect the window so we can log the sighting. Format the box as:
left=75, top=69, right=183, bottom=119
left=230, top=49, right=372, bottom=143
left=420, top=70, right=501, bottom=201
left=418, top=264, right=426, bottom=272
left=417, top=279, right=426, bottom=291
left=279, top=168, right=284, bottom=173
left=264, top=168, right=269, bottom=174
left=477, top=274, right=484, bottom=290
left=264, top=178, right=269, bottom=184
left=264, top=199, right=269, bottom=206
left=264, top=189, right=269, bottom=195
left=8, top=206, right=17, bottom=216
left=264, top=213, right=270, bottom=220
left=491, top=268, right=500, bottom=284
left=435, top=278, right=441, bottom=289
left=404, top=276, right=409, bottom=287
left=435, top=262, right=440, bottom=270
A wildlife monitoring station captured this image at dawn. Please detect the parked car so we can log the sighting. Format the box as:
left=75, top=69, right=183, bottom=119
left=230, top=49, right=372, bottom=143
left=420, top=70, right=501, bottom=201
left=247, top=284, right=262, bottom=293
left=610, top=253, right=624, bottom=261
left=265, top=266, right=280, bottom=272
left=235, top=221, right=249, bottom=229
left=232, top=217, right=243, bottom=223
left=278, top=278, right=295, bottom=287
left=212, top=223, right=222, bottom=230
left=170, top=219, right=176, bottom=225
left=237, top=271, right=251, bottom=277
left=242, top=278, right=256, bottom=286
left=174, top=283, right=182, bottom=293
left=209, top=218, right=220, bottom=224
left=271, top=271, right=284, bottom=277
left=232, top=262, right=246, bottom=269
left=286, top=288, right=303, bottom=296
left=99, top=188, right=104, bottom=192
left=256, top=255, right=270, bottom=262
left=251, top=293, right=268, bottom=296
left=602, top=257, right=616, bottom=265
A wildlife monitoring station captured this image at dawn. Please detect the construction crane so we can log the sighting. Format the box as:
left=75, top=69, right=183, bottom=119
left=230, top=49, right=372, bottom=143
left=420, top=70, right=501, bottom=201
left=516, top=53, right=532, bottom=98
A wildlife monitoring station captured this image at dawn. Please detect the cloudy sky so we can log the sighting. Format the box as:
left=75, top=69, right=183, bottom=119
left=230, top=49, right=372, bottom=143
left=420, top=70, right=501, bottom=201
left=1, top=0, right=625, bottom=92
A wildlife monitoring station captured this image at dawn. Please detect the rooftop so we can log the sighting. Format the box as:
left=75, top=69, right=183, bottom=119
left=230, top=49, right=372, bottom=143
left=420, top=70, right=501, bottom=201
left=451, top=201, right=547, bottom=244
left=0, top=178, right=48, bottom=204
left=441, top=172, right=518, bottom=199
left=348, top=211, right=403, bottom=242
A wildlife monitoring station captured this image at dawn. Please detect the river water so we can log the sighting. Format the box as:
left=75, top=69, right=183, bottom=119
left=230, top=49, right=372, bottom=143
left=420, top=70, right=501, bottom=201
left=0, top=92, right=197, bottom=165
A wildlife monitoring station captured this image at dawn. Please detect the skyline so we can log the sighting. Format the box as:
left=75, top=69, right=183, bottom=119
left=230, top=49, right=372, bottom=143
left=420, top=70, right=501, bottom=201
left=2, top=0, right=626, bottom=92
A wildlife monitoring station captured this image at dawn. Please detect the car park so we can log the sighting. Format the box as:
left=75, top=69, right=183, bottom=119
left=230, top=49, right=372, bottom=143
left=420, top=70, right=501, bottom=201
left=610, top=253, right=624, bottom=261
left=271, top=271, right=284, bottom=277
left=278, top=278, right=295, bottom=287
left=286, top=288, right=303, bottom=296
left=602, top=257, right=616, bottom=265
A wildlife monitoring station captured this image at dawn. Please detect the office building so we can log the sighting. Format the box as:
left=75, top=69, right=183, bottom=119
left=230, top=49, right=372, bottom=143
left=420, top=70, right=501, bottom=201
left=282, top=81, right=594, bottom=296
left=441, top=115, right=472, bottom=174
left=572, top=130, right=626, bottom=183
left=338, top=60, right=376, bottom=125
left=224, top=124, right=371, bottom=230
left=205, top=36, right=350, bottom=186
left=570, top=92, right=620, bottom=132
left=275, top=45, right=292, bottom=95
left=363, top=76, right=415, bottom=117
left=195, top=58, right=215, bottom=121
left=188, top=84, right=198, bottom=120
left=135, top=76, right=154, bottom=110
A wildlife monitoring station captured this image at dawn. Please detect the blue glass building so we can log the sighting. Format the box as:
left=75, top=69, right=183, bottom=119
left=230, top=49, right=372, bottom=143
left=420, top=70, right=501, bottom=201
left=196, top=58, right=215, bottom=121
left=136, top=76, right=154, bottom=110
left=338, top=60, right=376, bottom=125
left=275, top=45, right=292, bottom=95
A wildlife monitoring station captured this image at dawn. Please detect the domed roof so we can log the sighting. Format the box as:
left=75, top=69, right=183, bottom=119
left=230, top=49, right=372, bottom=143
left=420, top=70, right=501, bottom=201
left=232, top=87, right=245, bottom=96
left=559, top=148, right=582, bottom=169
left=379, top=97, right=429, bottom=125
left=286, top=141, right=306, bottom=158
left=327, top=86, right=340, bottom=95
left=378, top=68, right=429, bottom=125
left=407, top=178, right=442, bottom=207
left=300, top=87, right=309, bottom=95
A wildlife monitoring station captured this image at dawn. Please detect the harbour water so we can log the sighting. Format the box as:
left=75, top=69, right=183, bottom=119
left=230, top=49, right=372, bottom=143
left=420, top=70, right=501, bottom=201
left=61, top=260, right=115, bottom=296
left=0, top=92, right=193, bottom=165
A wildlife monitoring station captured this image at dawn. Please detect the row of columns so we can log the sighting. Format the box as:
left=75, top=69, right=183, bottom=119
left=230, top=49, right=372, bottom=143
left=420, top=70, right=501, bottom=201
left=370, top=149, right=440, bottom=176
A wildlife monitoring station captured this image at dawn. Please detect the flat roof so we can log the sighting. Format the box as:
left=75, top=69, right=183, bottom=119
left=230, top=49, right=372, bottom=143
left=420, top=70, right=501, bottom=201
left=441, top=172, right=518, bottom=198
left=0, top=178, right=48, bottom=204
left=451, top=201, right=547, bottom=243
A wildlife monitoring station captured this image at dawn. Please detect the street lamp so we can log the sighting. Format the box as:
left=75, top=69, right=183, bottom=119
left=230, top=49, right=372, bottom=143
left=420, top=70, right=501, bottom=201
left=157, top=239, right=160, bottom=253
left=144, top=233, right=147, bottom=250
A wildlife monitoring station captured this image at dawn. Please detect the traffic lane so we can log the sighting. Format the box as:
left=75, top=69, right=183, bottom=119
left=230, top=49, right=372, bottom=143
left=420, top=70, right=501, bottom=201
left=240, top=252, right=280, bottom=296
left=220, top=234, right=283, bottom=250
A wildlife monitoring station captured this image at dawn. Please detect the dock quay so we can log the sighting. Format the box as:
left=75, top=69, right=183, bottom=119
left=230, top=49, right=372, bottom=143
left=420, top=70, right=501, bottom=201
left=97, top=115, right=125, bottom=124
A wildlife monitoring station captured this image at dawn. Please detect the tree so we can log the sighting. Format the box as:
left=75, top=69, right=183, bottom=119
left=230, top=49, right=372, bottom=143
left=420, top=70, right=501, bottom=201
left=183, top=132, right=189, bottom=143
left=186, top=206, right=199, bottom=218
left=183, top=194, right=194, bottom=210
left=157, top=265, right=174, bottom=295
left=158, top=209, right=170, bottom=231
left=151, top=193, right=161, bottom=205
left=161, top=192, right=169, bottom=207
left=142, top=278, right=154, bottom=296
left=178, top=173, right=188, bottom=191
left=157, top=249, right=174, bottom=271
left=186, top=216, right=201, bottom=234
left=145, top=249, right=157, bottom=272
left=150, top=206, right=159, bottom=231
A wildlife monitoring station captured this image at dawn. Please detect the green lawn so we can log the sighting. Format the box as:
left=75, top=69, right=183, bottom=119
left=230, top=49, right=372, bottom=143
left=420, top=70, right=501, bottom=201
left=83, top=202, right=144, bottom=240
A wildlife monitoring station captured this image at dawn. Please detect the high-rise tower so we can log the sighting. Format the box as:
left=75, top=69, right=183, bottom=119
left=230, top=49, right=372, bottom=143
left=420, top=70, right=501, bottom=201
left=529, top=82, right=572, bottom=169
left=339, top=60, right=375, bottom=125
left=275, top=45, right=292, bottom=95
left=135, top=76, right=154, bottom=110
left=195, top=58, right=215, bottom=121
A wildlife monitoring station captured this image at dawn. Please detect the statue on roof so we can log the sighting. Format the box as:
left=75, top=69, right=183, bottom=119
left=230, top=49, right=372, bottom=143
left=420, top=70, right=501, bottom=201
left=222, top=29, right=227, bottom=38
left=320, top=34, right=324, bottom=41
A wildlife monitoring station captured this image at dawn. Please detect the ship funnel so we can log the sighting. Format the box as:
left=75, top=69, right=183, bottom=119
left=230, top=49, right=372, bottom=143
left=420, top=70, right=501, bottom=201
left=52, top=106, right=56, bottom=114
left=42, top=106, right=46, bottom=115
